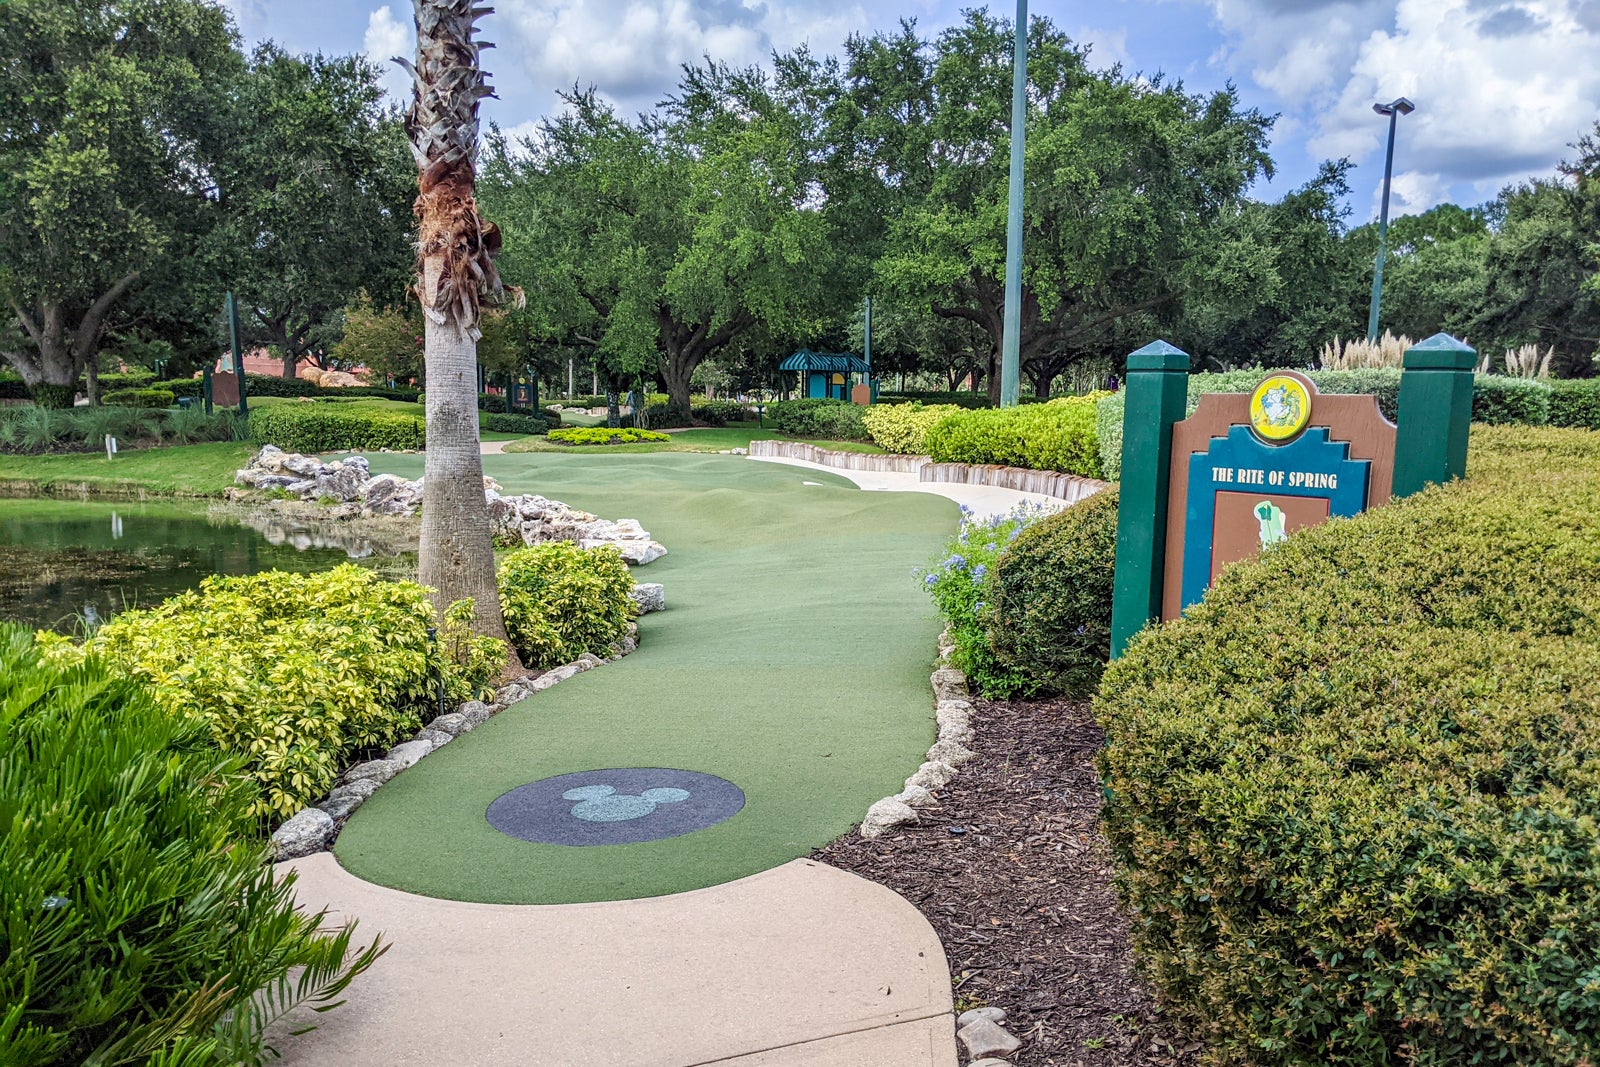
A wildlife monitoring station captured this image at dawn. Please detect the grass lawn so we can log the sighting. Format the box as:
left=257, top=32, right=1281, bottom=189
left=506, top=424, right=885, bottom=456
left=0, top=442, right=258, bottom=497
left=336, top=451, right=952, bottom=904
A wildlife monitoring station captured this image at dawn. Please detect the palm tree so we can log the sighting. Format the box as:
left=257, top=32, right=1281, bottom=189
left=397, top=0, right=520, bottom=666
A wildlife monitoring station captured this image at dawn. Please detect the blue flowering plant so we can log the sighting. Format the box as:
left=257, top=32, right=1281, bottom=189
left=915, top=500, right=1055, bottom=695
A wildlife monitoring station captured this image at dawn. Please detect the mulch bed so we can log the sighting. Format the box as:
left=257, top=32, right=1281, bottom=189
left=813, top=695, right=1203, bottom=1066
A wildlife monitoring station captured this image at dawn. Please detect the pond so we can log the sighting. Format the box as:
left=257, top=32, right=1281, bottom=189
left=0, top=498, right=416, bottom=632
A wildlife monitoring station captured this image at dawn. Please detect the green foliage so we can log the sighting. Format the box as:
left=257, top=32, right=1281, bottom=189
left=102, top=387, right=177, bottom=409
left=1094, top=394, right=1126, bottom=481
left=0, top=624, right=386, bottom=1066
left=1096, top=425, right=1600, bottom=1066
left=482, top=412, right=551, bottom=435
left=690, top=400, right=749, bottom=426
left=1472, top=372, right=1551, bottom=425
left=987, top=488, right=1119, bottom=697
left=49, top=566, right=503, bottom=819
left=861, top=402, right=963, bottom=454
left=916, top=501, right=1057, bottom=696
left=249, top=404, right=424, bottom=453
left=497, top=543, right=636, bottom=670
left=769, top=398, right=868, bottom=439
left=1550, top=379, right=1600, bottom=429
left=876, top=391, right=992, bottom=409
left=332, top=293, right=424, bottom=385
left=546, top=426, right=671, bottom=445
left=643, top=402, right=693, bottom=429
left=923, top=395, right=1104, bottom=477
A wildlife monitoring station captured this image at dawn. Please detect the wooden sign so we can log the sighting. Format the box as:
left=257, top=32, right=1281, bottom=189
left=1110, top=335, right=1477, bottom=656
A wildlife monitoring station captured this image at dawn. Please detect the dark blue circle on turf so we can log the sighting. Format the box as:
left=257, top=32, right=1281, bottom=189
left=486, top=768, right=746, bottom=846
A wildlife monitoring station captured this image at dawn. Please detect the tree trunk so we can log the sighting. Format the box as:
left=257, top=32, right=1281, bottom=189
left=7, top=276, right=138, bottom=407
left=419, top=258, right=510, bottom=650
left=405, top=0, right=520, bottom=670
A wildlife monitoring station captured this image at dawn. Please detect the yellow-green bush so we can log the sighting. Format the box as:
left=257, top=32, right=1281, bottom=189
left=861, top=402, right=963, bottom=453
left=924, top=393, right=1106, bottom=476
left=498, top=542, right=636, bottom=669
left=546, top=426, right=671, bottom=445
left=39, top=566, right=503, bottom=820
left=1096, top=425, right=1600, bottom=1065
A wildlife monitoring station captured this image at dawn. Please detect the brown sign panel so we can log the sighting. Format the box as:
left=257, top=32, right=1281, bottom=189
left=1209, top=490, right=1330, bottom=585
left=211, top=371, right=240, bottom=408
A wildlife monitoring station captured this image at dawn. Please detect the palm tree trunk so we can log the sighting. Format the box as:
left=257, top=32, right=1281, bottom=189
left=403, top=0, right=519, bottom=667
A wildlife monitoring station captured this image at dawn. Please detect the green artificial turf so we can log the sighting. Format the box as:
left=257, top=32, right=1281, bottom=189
left=333, top=452, right=953, bottom=903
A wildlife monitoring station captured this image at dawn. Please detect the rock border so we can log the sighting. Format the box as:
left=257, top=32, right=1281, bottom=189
left=270, top=615, right=650, bottom=862
left=748, top=439, right=1108, bottom=504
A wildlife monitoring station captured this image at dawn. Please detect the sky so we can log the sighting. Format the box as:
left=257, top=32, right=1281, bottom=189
left=219, top=0, right=1600, bottom=221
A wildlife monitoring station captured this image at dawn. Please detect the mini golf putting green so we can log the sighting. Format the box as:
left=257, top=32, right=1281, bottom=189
left=333, top=453, right=953, bottom=904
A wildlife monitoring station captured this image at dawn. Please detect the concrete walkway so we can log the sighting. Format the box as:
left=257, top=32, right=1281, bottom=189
left=750, top=453, right=1065, bottom=520
left=273, top=855, right=956, bottom=1067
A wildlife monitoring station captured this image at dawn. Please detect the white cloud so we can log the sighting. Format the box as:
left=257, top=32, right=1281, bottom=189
left=218, top=0, right=269, bottom=38
left=364, top=6, right=414, bottom=106
left=1077, top=26, right=1132, bottom=72
left=494, top=0, right=871, bottom=117
left=1203, top=0, right=1600, bottom=212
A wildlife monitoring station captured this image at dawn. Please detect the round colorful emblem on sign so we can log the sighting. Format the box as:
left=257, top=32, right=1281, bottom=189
left=1249, top=375, right=1312, bottom=442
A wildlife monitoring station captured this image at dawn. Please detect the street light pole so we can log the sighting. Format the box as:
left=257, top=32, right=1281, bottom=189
left=999, top=0, right=1027, bottom=407
left=1366, top=97, right=1415, bottom=341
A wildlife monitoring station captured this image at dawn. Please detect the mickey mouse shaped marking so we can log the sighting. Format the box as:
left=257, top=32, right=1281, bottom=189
left=562, top=784, right=691, bottom=823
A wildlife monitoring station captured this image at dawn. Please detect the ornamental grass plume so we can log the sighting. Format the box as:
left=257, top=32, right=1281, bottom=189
left=1317, top=331, right=1414, bottom=370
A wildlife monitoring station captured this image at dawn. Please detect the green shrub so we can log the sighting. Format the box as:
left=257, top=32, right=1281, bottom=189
left=102, top=387, right=176, bottom=409
left=546, top=426, right=671, bottom=445
left=1550, top=379, right=1600, bottom=429
left=249, top=404, right=424, bottom=453
left=498, top=542, right=636, bottom=670
left=153, top=375, right=419, bottom=403
left=861, top=402, right=963, bottom=454
left=916, top=501, right=1058, bottom=696
left=643, top=402, right=692, bottom=429
left=923, top=395, right=1105, bottom=477
left=1096, top=425, right=1600, bottom=1066
left=0, top=624, right=384, bottom=1066
left=46, top=566, right=503, bottom=819
left=482, top=411, right=550, bottom=435
left=876, top=390, right=992, bottom=409
left=1472, top=372, right=1551, bottom=425
left=96, top=369, right=158, bottom=389
left=691, top=400, right=748, bottom=426
left=987, top=488, right=1119, bottom=697
left=1094, top=394, right=1126, bottom=481
left=769, top=398, right=868, bottom=439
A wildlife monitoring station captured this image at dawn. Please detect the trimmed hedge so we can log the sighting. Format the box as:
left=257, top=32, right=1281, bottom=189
left=1096, top=425, right=1600, bottom=1066
left=546, top=426, right=670, bottom=445
left=923, top=394, right=1105, bottom=477
left=102, top=387, right=176, bottom=409
left=498, top=542, right=636, bottom=670
left=769, top=398, right=868, bottom=439
left=249, top=404, right=424, bottom=452
left=1, top=625, right=383, bottom=1065
left=987, top=487, right=1119, bottom=697
left=643, top=402, right=692, bottom=429
left=861, top=401, right=963, bottom=454
left=154, top=375, right=420, bottom=403
left=1549, top=379, right=1600, bottom=429
left=691, top=400, right=749, bottom=426
left=877, top=390, right=992, bottom=409
left=482, top=411, right=551, bottom=435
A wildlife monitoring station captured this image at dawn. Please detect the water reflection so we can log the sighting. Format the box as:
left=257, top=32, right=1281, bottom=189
left=0, top=499, right=416, bottom=632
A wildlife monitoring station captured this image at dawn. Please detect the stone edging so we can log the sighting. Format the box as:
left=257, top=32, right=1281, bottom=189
left=858, top=626, right=974, bottom=839
left=746, top=440, right=1108, bottom=503
left=270, top=588, right=665, bottom=861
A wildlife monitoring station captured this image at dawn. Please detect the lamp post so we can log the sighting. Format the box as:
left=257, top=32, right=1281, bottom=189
left=999, top=0, right=1027, bottom=407
left=1366, top=96, right=1415, bottom=341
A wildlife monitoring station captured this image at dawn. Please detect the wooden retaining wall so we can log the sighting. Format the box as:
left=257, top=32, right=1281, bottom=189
left=747, top=440, right=1110, bottom=503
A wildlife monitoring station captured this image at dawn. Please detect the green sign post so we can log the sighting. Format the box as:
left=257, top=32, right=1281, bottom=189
left=1110, top=333, right=1476, bottom=658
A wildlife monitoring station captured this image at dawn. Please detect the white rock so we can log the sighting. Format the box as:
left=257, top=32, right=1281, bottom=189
left=630, top=583, right=666, bottom=614
left=895, top=784, right=936, bottom=807
left=906, top=760, right=957, bottom=791
left=957, top=1018, right=1021, bottom=1060
left=927, top=739, right=976, bottom=767
left=930, top=667, right=968, bottom=701
left=271, top=807, right=333, bottom=861
left=860, top=797, right=920, bottom=839
left=415, top=728, right=454, bottom=748
left=456, top=701, right=492, bottom=728
left=317, top=792, right=367, bottom=820
left=384, top=740, right=433, bottom=768
left=343, top=759, right=402, bottom=785
left=326, top=778, right=381, bottom=804
left=574, top=653, right=604, bottom=670
left=936, top=701, right=974, bottom=744
left=957, top=1007, right=1008, bottom=1027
